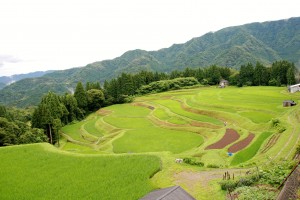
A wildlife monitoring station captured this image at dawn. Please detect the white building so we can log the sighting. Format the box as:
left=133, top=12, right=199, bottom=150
left=288, top=84, right=300, bottom=93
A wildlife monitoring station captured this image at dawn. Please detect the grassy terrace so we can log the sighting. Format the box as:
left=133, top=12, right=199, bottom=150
left=59, top=86, right=300, bottom=165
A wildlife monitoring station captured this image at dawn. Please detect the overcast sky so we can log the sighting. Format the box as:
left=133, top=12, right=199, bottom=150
left=0, top=0, right=299, bottom=76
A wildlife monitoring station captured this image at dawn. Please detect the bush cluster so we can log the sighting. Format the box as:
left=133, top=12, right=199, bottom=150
left=207, top=164, right=220, bottom=168
left=183, top=157, right=204, bottom=167
left=220, top=174, right=260, bottom=191
left=233, top=186, right=277, bottom=200
left=271, top=118, right=286, bottom=133
left=138, top=77, right=199, bottom=95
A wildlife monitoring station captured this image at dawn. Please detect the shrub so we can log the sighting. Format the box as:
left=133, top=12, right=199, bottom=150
left=233, top=186, right=277, bottom=200
left=183, top=157, right=204, bottom=167
left=220, top=173, right=260, bottom=191
left=259, top=164, right=290, bottom=187
left=219, top=180, right=237, bottom=191
left=271, top=118, right=280, bottom=127
left=207, top=164, right=220, bottom=168
left=271, top=118, right=286, bottom=133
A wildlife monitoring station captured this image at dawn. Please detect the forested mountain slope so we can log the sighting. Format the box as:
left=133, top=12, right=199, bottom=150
left=0, top=17, right=299, bottom=107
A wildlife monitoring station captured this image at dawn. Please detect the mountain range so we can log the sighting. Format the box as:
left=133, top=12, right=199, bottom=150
left=0, top=17, right=299, bottom=107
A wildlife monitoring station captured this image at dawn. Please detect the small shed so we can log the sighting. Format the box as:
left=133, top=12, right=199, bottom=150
left=219, top=79, right=229, bottom=88
left=283, top=100, right=296, bottom=107
left=140, top=186, right=196, bottom=200
left=288, top=84, right=300, bottom=93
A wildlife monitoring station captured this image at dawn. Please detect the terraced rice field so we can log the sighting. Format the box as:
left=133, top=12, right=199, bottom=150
left=61, top=86, right=300, bottom=166
left=58, top=86, right=300, bottom=199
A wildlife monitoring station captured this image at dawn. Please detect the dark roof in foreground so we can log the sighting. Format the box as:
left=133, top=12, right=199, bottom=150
left=139, top=185, right=196, bottom=200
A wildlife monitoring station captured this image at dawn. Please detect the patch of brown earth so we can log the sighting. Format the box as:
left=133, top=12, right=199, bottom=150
left=205, top=129, right=240, bottom=150
left=132, top=102, right=155, bottom=110
left=97, top=109, right=112, bottom=116
left=228, top=133, right=255, bottom=153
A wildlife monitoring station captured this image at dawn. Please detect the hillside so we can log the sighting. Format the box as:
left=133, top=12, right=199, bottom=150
left=0, top=70, right=54, bottom=90
left=0, top=17, right=299, bottom=107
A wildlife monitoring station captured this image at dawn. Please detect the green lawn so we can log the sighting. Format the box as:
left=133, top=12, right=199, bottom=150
left=0, top=143, right=161, bottom=200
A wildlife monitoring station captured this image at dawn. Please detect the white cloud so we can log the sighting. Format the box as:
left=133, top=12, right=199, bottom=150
left=0, top=0, right=299, bottom=76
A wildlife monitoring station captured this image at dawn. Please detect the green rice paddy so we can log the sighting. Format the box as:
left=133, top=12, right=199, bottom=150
left=0, top=143, right=160, bottom=200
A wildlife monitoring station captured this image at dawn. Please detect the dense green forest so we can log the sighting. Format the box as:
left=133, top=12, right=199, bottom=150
left=0, top=60, right=296, bottom=146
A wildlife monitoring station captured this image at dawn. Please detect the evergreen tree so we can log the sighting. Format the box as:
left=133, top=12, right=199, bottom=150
left=61, top=93, right=81, bottom=123
left=204, top=65, right=221, bottom=85
left=32, top=92, right=67, bottom=144
left=74, top=82, right=88, bottom=111
left=219, top=67, right=231, bottom=80
left=253, top=62, right=268, bottom=86
left=287, top=66, right=296, bottom=85
left=270, top=60, right=293, bottom=85
left=239, top=63, right=254, bottom=86
left=195, top=68, right=204, bottom=82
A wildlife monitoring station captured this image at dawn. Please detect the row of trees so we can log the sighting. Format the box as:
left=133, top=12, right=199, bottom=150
left=236, top=61, right=296, bottom=86
left=102, top=65, right=232, bottom=104
left=31, top=82, right=105, bottom=144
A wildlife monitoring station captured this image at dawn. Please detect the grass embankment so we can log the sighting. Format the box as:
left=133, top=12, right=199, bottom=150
left=0, top=143, right=161, bottom=200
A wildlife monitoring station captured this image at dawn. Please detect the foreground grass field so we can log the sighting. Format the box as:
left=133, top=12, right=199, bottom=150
left=0, top=143, right=160, bottom=200
left=3, top=86, right=300, bottom=200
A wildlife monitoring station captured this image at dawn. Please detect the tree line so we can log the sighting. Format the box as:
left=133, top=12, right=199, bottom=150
left=0, top=60, right=297, bottom=146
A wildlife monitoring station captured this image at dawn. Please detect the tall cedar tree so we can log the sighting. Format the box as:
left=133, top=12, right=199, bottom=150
left=32, top=92, right=67, bottom=144
left=74, top=82, right=88, bottom=111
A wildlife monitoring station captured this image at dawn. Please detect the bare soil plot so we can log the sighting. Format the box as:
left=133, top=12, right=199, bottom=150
left=228, top=133, right=255, bottom=153
left=205, top=129, right=240, bottom=149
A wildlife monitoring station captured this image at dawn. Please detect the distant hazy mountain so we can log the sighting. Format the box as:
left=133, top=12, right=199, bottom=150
left=0, top=17, right=299, bottom=107
left=0, top=71, right=54, bottom=90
